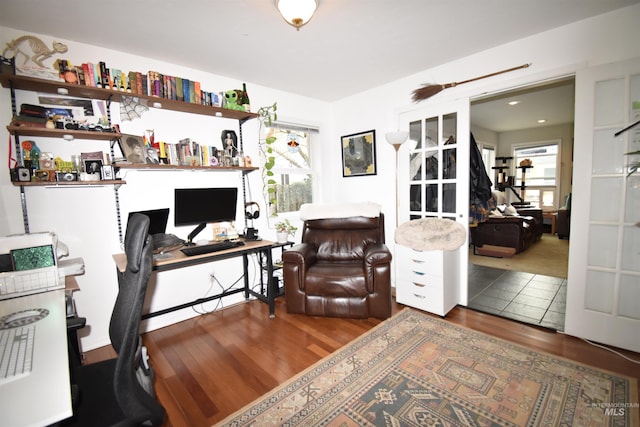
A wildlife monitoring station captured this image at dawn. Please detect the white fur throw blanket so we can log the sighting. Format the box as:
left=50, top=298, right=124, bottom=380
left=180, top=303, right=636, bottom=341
left=395, top=218, right=466, bottom=251
left=300, top=202, right=381, bottom=221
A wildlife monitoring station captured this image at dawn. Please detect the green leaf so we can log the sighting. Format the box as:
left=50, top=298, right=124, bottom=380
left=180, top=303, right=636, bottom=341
left=267, top=179, right=277, bottom=185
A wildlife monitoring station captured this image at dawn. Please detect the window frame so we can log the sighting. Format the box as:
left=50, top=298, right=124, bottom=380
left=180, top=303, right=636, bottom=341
left=511, top=139, right=561, bottom=209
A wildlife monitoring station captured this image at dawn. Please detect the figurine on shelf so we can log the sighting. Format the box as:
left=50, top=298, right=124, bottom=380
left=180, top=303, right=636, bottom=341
left=224, top=89, right=245, bottom=111
left=2, top=35, right=68, bottom=68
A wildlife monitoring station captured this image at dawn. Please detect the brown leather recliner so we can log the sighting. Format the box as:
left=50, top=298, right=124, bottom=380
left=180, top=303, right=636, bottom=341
left=282, top=214, right=392, bottom=319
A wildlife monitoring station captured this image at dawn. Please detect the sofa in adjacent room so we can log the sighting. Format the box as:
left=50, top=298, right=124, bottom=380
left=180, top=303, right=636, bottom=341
left=470, top=191, right=543, bottom=254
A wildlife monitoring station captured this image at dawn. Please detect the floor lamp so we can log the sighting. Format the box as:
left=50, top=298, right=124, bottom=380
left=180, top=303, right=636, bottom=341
left=385, top=131, right=409, bottom=228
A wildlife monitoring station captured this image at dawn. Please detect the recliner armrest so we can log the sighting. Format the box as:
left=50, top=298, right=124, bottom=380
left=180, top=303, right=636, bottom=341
left=364, top=243, right=392, bottom=265
left=282, top=243, right=317, bottom=265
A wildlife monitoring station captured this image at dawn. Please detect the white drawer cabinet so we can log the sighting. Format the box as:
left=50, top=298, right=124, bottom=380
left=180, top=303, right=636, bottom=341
left=395, top=244, right=459, bottom=316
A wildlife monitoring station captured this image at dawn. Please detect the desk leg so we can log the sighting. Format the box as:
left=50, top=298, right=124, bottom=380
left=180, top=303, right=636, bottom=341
left=264, top=248, right=275, bottom=319
left=243, top=254, right=250, bottom=301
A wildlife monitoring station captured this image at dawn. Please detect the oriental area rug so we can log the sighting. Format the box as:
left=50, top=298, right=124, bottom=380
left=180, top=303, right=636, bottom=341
left=216, top=308, right=638, bottom=427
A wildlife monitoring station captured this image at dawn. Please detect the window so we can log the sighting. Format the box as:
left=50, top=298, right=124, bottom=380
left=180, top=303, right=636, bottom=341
left=479, top=144, right=496, bottom=188
left=263, top=125, right=314, bottom=214
left=513, top=141, right=560, bottom=209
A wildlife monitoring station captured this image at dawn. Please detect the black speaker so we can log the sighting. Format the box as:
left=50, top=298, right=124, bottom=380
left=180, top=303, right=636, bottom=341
left=245, top=201, right=260, bottom=220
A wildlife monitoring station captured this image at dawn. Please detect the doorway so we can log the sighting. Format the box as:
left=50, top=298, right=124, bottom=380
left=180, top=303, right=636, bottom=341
left=466, top=77, right=574, bottom=331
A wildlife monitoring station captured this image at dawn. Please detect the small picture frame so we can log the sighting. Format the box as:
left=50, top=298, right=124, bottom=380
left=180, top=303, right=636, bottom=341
left=83, top=159, right=103, bottom=176
left=101, top=165, right=114, bottom=180
left=341, top=130, right=376, bottom=177
left=120, top=134, right=146, bottom=164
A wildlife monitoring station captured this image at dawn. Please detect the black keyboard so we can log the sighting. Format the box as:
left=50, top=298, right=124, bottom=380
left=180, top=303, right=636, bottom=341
left=181, top=241, right=245, bottom=256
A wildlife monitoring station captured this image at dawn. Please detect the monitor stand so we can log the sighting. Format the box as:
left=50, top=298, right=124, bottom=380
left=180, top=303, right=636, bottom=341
left=186, top=223, right=206, bottom=246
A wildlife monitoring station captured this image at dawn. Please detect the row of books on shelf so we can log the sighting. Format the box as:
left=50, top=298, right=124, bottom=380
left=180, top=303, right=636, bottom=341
left=56, top=59, right=225, bottom=106
left=118, top=136, right=246, bottom=168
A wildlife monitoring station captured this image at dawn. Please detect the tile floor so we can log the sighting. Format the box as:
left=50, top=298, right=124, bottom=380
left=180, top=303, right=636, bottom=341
left=468, top=264, right=567, bottom=331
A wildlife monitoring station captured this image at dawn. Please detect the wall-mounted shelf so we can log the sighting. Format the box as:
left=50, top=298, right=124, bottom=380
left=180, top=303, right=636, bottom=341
left=114, top=164, right=258, bottom=173
left=12, top=179, right=125, bottom=187
left=2, top=65, right=258, bottom=238
left=7, top=125, right=121, bottom=141
left=0, top=73, right=259, bottom=122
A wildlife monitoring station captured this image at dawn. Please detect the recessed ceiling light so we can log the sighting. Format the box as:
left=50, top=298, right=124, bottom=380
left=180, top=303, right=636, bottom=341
left=538, top=119, right=547, bottom=124
left=507, top=100, right=519, bottom=106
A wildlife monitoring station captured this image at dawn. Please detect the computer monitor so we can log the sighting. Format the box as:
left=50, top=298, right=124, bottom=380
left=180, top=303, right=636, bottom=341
left=174, top=187, right=238, bottom=244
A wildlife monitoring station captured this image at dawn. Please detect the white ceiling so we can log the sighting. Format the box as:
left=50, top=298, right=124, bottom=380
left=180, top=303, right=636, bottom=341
left=471, top=77, right=575, bottom=133
left=0, top=0, right=636, bottom=103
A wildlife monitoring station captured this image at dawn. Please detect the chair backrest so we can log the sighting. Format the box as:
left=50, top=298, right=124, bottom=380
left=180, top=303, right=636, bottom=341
left=302, top=214, right=385, bottom=262
left=110, top=213, right=165, bottom=425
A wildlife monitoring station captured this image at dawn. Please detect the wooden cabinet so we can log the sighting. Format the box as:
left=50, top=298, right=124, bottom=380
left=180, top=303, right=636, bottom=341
left=395, top=244, right=459, bottom=316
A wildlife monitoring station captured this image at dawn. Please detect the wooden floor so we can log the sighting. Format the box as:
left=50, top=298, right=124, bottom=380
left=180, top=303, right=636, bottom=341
left=84, top=299, right=640, bottom=427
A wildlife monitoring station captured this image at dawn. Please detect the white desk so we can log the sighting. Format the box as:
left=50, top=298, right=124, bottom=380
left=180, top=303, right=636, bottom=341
left=0, top=289, right=72, bottom=427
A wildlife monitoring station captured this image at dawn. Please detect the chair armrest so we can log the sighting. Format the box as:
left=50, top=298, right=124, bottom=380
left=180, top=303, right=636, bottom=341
left=282, top=242, right=317, bottom=267
left=364, top=243, right=392, bottom=265
left=363, top=243, right=392, bottom=292
left=282, top=243, right=317, bottom=291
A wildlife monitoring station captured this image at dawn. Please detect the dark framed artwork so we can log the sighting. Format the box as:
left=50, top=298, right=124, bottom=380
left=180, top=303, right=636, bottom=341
left=341, top=130, right=376, bottom=177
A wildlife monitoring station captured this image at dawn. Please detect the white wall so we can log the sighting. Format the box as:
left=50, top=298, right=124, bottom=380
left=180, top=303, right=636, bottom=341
left=0, top=26, right=331, bottom=350
left=1, top=3, right=640, bottom=350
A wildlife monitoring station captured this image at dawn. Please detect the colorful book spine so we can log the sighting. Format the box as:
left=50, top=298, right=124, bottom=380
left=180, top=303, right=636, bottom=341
left=99, top=62, right=110, bottom=89
left=175, top=77, right=184, bottom=101
left=182, top=79, right=190, bottom=102
left=85, top=63, right=95, bottom=87
left=128, top=71, right=136, bottom=93
left=92, top=63, right=101, bottom=87
left=189, top=80, right=195, bottom=104
left=194, top=81, right=201, bottom=104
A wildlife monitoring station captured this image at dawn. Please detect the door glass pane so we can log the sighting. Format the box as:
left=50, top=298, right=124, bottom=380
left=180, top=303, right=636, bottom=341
left=585, top=270, right=615, bottom=313
left=443, top=183, right=456, bottom=213
left=594, top=78, right=625, bottom=126
left=410, top=152, right=422, bottom=181
left=425, top=152, right=438, bottom=180
left=618, top=274, right=640, bottom=320
left=443, top=148, right=456, bottom=179
left=593, top=129, right=625, bottom=174
left=587, top=224, right=618, bottom=268
left=590, top=177, right=622, bottom=222
left=425, top=117, right=438, bottom=146
left=625, top=180, right=640, bottom=222
left=409, top=120, right=422, bottom=149
left=410, top=184, right=421, bottom=211
left=443, top=113, right=457, bottom=144
left=425, top=184, right=438, bottom=212
left=621, top=225, right=640, bottom=272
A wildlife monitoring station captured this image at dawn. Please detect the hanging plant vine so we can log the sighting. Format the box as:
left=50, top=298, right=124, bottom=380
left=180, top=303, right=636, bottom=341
left=257, top=103, right=278, bottom=217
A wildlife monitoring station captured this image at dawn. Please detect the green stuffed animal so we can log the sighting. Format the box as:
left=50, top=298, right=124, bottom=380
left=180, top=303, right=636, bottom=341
left=224, top=90, right=244, bottom=111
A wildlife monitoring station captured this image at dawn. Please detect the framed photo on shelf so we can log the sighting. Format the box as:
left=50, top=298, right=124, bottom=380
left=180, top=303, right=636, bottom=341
left=83, top=158, right=103, bottom=176
left=341, top=129, right=376, bottom=177
left=120, top=134, right=146, bottom=164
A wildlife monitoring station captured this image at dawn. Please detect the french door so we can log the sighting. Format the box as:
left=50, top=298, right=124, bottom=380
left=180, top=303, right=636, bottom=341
left=398, top=99, right=470, bottom=305
left=565, top=57, right=640, bottom=352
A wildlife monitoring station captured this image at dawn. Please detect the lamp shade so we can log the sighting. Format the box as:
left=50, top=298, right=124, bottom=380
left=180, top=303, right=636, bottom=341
left=385, top=131, right=409, bottom=146
left=277, top=0, right=318, bottom=30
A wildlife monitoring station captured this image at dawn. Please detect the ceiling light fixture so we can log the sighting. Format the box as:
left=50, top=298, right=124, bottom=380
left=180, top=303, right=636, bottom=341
left=538, top=119, right=547, bottom=123
left=276, top=0, right=318, bottom=31
left=508, top=100, right=519, bottom=106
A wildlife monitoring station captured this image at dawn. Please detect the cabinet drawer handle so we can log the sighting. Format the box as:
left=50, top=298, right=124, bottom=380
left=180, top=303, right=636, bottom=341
left=412, top=271, right=425, bottom=276
left=412, top=259, right=425, bottom=264
left=413, top=294, right=426, bottom=299
left=412, top=282, right=426, bottom=287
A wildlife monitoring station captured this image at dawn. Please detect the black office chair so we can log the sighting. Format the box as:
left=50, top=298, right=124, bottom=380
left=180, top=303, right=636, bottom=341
left=62, top=213, right=166, bottom=426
